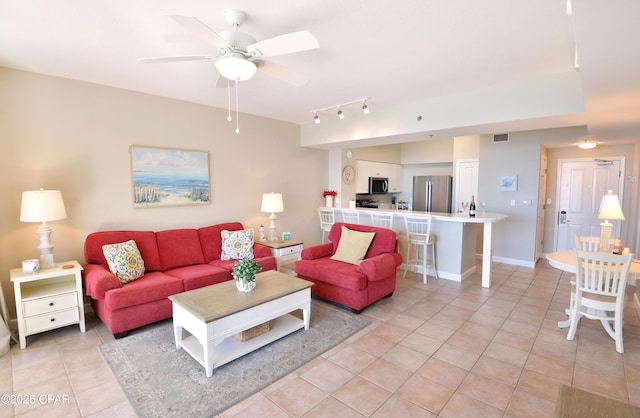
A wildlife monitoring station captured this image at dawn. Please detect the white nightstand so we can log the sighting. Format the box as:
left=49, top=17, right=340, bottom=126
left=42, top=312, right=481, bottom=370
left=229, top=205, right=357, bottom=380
left=259, top=240, right=303, bottom=275
left=10, top=260, right=85, bottom=349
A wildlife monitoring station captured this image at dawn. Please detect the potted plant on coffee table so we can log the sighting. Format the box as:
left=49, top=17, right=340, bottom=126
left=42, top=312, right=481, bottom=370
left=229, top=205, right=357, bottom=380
left=232, top=259, right=262, bottom=292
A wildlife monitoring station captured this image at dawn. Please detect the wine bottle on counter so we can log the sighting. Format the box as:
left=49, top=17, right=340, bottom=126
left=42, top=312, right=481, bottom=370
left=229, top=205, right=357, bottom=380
left=469, top=195, right=476, bottom=217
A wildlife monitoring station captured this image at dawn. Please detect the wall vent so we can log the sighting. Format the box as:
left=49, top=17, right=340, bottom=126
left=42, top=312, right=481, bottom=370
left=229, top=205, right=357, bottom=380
left=493, top=133, right=509, bottom=143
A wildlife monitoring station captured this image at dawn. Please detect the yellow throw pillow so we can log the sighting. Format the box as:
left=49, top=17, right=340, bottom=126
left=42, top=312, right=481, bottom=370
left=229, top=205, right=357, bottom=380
left=330, top=226, right=376, bottom=265
left=102, top=240, right=145, bottom=284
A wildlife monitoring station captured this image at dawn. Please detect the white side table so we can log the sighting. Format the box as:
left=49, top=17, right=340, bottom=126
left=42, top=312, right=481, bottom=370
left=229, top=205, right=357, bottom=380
left=10, top=260, right=85, bottom=349
left=260, top=240, right=303, bottom=274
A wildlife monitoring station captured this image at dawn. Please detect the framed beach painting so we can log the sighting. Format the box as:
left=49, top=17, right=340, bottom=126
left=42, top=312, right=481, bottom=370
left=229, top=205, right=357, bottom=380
left=129, top=145, right=210, bottom=208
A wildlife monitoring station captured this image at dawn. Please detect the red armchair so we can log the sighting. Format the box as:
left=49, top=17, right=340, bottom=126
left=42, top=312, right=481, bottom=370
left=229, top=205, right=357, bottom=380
left=294, top=222, right=402, bottom=313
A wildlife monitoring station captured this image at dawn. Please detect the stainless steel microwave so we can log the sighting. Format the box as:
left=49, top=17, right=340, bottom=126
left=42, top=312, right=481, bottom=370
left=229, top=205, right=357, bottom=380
left=369, top=177, right=389, bottom=194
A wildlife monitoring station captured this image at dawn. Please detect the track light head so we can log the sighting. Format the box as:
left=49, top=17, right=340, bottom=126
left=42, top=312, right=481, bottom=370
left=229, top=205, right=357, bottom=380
left=314, top=113, right=320, bottom=124
left=362, top=101, right=369, bottom=114
left=337, top=108, right=344, bottom=119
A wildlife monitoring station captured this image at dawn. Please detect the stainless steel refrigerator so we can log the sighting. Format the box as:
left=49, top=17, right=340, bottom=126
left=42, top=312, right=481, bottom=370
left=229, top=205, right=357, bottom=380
left=412, top=175, right=453, bottom=213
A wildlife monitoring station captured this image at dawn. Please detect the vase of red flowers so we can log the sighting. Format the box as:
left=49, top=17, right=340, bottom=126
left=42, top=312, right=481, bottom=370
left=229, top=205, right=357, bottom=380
left=323, top=190, right=337, bottom=208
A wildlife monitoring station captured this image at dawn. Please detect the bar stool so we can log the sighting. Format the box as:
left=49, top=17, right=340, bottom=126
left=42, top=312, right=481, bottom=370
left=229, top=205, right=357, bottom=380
left=403, top=215, right=438, bottom=283
left=370, top=212, right=393, bottom=229
left=318, top=208, right=335, bottom=243
left=342, top=210, right=360, bottom=224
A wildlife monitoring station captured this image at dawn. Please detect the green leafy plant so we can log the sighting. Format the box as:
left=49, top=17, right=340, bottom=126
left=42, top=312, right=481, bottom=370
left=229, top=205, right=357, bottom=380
left=232, top=259, right=262, bottom=282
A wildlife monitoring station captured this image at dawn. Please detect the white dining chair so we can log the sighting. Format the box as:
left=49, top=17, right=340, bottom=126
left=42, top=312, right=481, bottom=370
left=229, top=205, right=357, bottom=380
left=566, top=249, right=633, bottom=353
left=341, top=210, right=360, bottom=224
left=574, top=235, right=601, bottom=252
left=318, top=208, right=335, bottom=243
left=403, top=216, right=438, bottom=283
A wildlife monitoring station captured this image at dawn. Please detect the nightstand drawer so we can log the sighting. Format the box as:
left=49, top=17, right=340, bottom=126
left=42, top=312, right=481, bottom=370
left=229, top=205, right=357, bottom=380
left=274, top=244, right=303, bottom=257
left=24, top=308, right=79, bottom=334
left=23, top=292, right=78, bottom=317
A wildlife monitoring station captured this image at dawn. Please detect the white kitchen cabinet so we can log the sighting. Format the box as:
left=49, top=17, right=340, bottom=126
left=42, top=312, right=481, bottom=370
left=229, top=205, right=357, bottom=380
left=388, top=163, right=404, bottom=193
left=356, top=160, right=403, bottom=193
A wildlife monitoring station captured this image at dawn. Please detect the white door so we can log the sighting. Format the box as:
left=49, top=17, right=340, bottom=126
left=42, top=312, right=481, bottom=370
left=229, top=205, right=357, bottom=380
left=554, top=158, right=624, bottom=251
left=455, top=159, right=479, bottom=213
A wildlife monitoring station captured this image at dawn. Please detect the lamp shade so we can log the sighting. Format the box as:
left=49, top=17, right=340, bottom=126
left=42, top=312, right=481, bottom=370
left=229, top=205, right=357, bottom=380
left=215, top=54, right=257, bottom=81
left=261, top=193, right=284, bottom=213
left=20, top=189, right=67, bottom=222
left=597, top=190, right=624, bottom=220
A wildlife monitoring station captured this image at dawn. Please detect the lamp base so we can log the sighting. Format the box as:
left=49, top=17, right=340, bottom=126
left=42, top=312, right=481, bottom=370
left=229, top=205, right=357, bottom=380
left=36, top=222, right=56, bottom=269
left=599, top=221, right=612, bottom=253
left=268, top=213, right=278, bottom=242
left=39, top=254, right=55, bottom=270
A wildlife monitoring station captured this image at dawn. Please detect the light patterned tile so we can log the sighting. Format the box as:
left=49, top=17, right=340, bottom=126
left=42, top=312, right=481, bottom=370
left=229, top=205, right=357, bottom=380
left=2, top=264, right=639, bottom=418
left=333, top=376, right=392, bottom=416
left=458, top=372, right=515, bottom=410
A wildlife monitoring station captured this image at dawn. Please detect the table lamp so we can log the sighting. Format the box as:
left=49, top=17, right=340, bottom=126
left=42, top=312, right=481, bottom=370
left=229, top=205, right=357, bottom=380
left=20, top=189, right=67, bottom=269
left=261, top=193, right=284, bottom=242
left=597, top=189, right=624, bottom=253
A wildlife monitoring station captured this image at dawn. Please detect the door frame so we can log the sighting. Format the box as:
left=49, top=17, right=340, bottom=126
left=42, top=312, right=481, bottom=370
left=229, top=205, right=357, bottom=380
left=552, top=156, right=626, bottom=252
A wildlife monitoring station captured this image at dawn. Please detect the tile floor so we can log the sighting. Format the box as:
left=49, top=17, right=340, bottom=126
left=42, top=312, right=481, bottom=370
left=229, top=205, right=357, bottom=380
left=1, top=259, right=639, bottom=417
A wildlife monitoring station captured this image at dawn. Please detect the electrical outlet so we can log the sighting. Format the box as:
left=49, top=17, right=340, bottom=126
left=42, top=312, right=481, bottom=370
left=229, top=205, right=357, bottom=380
left=547, top=198, right=552, bottom=205
left=523, top=200, right=532, bottom=206
left=510, top=200, right=516, bottom=206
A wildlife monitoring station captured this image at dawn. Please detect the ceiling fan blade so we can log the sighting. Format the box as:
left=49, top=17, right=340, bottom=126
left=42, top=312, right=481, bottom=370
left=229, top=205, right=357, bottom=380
left=139, top=55, right=215, bottom=63
left=168, top=15, right=231, bottom=49
left=256, top=61, right=309, bottom=86
left=248, top=30, right=319, bottom=57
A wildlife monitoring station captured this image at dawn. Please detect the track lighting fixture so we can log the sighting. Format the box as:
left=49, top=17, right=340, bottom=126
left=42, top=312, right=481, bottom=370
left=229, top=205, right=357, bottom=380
left=310, top=97, right=370, bottom=124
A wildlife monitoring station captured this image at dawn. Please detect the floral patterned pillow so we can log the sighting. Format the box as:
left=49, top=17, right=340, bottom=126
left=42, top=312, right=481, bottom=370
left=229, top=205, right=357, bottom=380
left=102, top=240, right=145, bottom=284
left=221, top=229, right=254, bottom=260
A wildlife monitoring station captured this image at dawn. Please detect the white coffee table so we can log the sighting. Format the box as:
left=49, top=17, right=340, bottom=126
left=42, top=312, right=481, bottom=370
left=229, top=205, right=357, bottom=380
left=168, top=270, right=313, bottom=377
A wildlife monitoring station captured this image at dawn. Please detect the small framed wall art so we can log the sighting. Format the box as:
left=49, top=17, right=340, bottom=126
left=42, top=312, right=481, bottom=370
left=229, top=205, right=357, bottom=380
left=499, top=176, right=518, bottom=192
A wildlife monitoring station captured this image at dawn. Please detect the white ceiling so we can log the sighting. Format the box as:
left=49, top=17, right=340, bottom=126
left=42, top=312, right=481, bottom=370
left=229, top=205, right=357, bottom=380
left=1, top=0, right=638, bottom=147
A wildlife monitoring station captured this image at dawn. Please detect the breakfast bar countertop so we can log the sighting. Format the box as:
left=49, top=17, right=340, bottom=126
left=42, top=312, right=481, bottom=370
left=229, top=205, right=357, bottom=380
left=328, top=207, right=508, bottom=224
left=324, top=207, right=508, bottom=288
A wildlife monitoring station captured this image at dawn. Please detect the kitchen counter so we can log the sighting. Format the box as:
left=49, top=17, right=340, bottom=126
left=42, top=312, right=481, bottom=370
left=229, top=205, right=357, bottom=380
left=324, top=207, right=508, bottom=288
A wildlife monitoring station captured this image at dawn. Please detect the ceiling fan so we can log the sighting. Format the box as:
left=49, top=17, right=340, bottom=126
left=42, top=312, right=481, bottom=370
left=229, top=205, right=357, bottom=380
left=141, top=9, right=319, bottom=87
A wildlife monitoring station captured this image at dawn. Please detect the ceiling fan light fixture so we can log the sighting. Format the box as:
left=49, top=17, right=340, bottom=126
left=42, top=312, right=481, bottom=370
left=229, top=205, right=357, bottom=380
left=215, top=54, right=257, bottom=81
left=314, top=113, right=320, bottom=124
left=577, top=139, right=597, bottom=149
left=337, top=108, right=344, bottom=119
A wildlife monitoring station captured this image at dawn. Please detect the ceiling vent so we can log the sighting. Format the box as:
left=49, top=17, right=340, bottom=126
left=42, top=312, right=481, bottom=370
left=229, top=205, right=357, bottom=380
left=493, top=133, right=509, bottom=143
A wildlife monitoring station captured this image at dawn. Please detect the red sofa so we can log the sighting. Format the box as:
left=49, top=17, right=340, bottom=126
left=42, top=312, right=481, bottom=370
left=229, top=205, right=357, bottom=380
left=83, top=222, right=276, bottom=337
left=294, top=222, right=402, bottom=313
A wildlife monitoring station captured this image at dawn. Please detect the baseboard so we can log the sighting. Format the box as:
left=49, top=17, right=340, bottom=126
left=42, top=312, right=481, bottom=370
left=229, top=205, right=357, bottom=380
left=635, top=293, right=640, bottom=321
left=491, top=256, right=536, bottom=268
left=400, top=264, right=473, bottom=282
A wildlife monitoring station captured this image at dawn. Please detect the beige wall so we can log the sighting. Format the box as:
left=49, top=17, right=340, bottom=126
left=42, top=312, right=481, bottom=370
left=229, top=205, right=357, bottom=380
left=0, top=68, right=328, bottom=318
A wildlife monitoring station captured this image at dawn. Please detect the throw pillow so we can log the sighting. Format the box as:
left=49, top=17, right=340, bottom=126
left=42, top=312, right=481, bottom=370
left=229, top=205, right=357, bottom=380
left=330, top=226, right=376, bottom=265
left=221, top=229, right=255, bottom=260
left=102, top=240, right=145, bottom=284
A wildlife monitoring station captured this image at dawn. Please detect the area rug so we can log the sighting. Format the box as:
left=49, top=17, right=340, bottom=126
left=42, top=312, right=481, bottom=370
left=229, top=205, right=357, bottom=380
left=555, top=384, right=640, bottom=418
left=99, top=299, right=370, bottom=417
